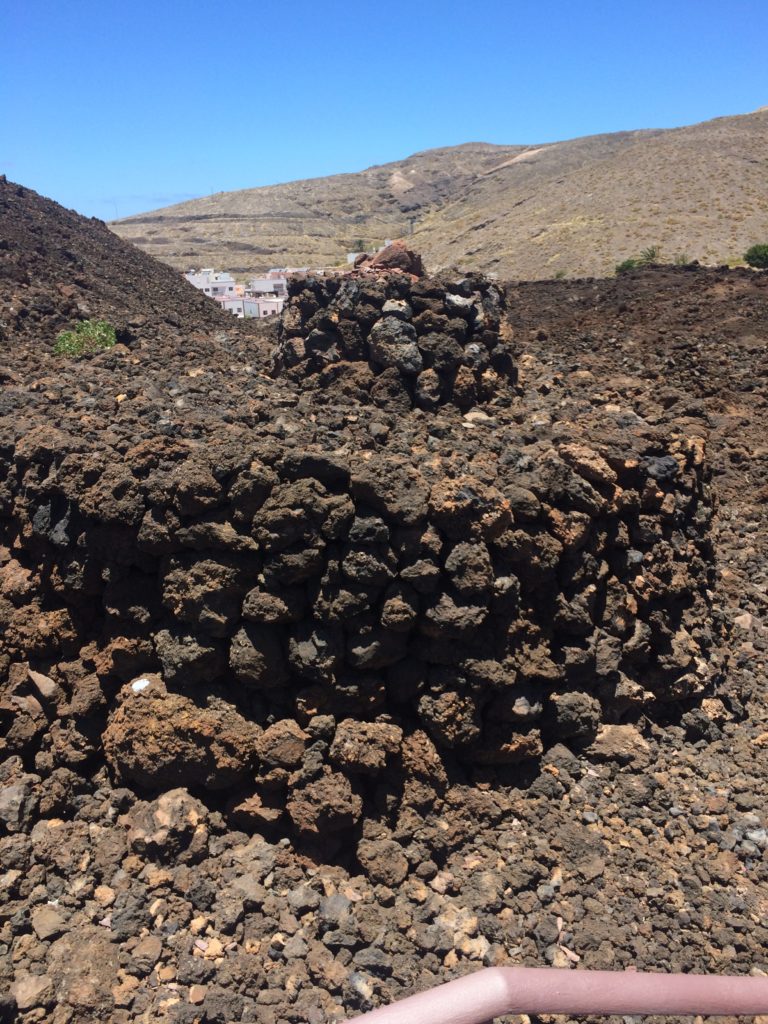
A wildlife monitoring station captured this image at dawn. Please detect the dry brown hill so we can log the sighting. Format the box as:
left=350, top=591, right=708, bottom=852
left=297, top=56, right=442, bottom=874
left=111, top=143, right=522, bottom=275
left=111, top=108, right=768, bottom=280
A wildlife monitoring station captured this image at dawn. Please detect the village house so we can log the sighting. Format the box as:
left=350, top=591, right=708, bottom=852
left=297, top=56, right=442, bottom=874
left=184, top=268, right=238, bottom=297
left=185, top=266, right=287, bottom=317
left=254, top=295, right=283, bottom=317
left=216, top=295, right=260, bottom=319
left=246, top=271, right=288, bottom=298
left=212, top=294, right=285, bottom=319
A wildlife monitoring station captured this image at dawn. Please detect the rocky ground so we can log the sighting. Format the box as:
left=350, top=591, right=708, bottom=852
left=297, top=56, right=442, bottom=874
left=1, top=188, right=768, bottom=1024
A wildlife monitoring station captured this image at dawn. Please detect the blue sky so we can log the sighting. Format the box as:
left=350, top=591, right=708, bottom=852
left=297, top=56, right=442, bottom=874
left=2, top=0, right=766, bottom=220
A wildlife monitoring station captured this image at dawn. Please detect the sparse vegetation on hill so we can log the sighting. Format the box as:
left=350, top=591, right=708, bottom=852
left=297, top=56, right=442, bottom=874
left=615, top=246, right=662, bottom=274
left=54, top=318, right=116, bottom=356
left=615, top=247, right=695, bottom=275
left=111, top=108, right=768, bottom=281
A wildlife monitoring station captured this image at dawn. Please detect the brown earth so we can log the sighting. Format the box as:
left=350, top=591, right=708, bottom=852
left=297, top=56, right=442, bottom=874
left=110, top=108, right=768, bottom=280
left=1, top=185, right=768, bottom=1024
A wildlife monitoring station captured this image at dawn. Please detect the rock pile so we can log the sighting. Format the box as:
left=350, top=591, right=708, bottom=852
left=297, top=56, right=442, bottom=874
left=272, top=271, right=516, bottom=410
left=0, top=266, right=720, bottom=850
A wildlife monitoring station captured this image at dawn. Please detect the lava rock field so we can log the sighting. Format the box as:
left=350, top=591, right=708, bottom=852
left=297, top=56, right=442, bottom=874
left=1, top=181, right=768, bottom=1024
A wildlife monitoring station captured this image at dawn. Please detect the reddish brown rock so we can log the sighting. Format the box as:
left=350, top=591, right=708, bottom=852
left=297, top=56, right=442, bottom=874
left=47, top=926, right=120, bottom=1015
left=586, top=724, right=652, bottom=767
left=257, top=719, right=308, bottom=768
left=286, top=770, right=363, bottom=837
left=360, top=241, right=425, bottom=278
left=329, top=719, right=403, bottom=774
left=103, top=676, right=260, bottom=790
left=357, top=837, right=409, bottom=885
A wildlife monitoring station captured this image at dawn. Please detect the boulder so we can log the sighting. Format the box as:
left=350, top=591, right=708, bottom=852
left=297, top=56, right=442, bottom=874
left=103, top=676, right=259, bottom=790
left=286, top=771, right=363, bottom=837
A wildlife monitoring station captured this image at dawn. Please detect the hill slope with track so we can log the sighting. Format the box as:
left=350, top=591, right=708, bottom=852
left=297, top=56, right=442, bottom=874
left=111, top=108, right=768, bottom=279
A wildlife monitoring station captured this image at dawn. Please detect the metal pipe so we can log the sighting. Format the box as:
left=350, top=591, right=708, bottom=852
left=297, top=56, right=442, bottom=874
left=346, top=966, right=768, bottom=1022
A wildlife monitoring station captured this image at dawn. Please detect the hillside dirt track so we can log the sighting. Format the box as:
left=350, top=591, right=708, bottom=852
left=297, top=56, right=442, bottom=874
left=2, top=182, right=768, bottom=1024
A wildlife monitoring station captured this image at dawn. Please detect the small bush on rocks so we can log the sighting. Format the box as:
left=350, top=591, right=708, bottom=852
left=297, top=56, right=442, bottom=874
left=616, top=246, right=663, bottom=275
left=638, top=245, right=661, bottom=265
left=744, top=244, right=768, bottom=270
left=54, top=318, right=116, bottom=356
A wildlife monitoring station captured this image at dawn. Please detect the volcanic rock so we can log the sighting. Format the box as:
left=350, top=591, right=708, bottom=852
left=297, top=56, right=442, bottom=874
left=272, top=269, right=511, bottom=409
left=0, top=177, right=235, bottom=343
left=103, top=676, right=259, bottom=790
left=4, top=176, right=768, bottom=1024
left=123, top=788, right=209, bottom=860
left=10, top=974, right=55, bottom=1011
left=359, top=241, right=425, bottom=277
left=286, top=771, right=363, bottom=837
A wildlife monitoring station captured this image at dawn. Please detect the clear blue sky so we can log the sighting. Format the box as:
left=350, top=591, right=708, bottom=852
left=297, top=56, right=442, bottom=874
left=2, top=0, right=766, bottom=220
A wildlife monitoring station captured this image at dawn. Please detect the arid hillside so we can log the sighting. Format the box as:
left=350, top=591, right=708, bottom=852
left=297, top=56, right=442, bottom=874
left=110, top=143, right=523, bottom=275
left=111, top=108, right=768, bottom=279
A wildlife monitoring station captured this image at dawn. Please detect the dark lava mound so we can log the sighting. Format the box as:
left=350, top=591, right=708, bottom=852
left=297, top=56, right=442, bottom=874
left=1, top=200, right=721, bottom=854
left=0, top=176, right=234, bottom=345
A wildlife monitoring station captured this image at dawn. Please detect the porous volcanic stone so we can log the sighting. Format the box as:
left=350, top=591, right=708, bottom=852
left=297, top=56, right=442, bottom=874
left=272, top=270, right=513, bottom=409
left=103, top=676, right=259, bottom=790
left=0, top=251, right=722, bottom=850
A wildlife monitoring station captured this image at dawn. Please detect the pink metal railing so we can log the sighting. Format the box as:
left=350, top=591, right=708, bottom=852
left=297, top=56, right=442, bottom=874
left=347, top=966, right=768, bottom=1022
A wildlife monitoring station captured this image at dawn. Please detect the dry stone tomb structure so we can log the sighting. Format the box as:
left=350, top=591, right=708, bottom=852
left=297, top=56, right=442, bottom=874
left=0, top=262, right=719, bottom=844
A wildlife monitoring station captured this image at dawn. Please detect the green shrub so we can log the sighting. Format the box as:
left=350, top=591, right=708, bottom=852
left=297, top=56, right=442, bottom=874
left=616, top=246, right=664, bottom=275
left=744, top=244, right=768, bottom=270
left=638, top=246, right=661, bottom=266
left=54, top=319, right=117, bottom=357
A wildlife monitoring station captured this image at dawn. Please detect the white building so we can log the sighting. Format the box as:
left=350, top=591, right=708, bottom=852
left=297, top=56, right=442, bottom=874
left=186, top=267, right=285, bottom=316
left=247, top=273, right=288, bottom=298
left=255, top=296, right=284, bottom=317
left=217, top=296, right=260, bottom=319
left=185, top=268, right=238, bottom=298
left=244, top=272, right=287, bottom=316
left=214, top=295, right=284, bottom=319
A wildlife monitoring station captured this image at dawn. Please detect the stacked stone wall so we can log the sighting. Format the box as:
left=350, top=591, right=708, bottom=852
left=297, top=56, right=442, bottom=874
left=272, top=273, right=516, bottom=410
left=0, top=392, right=717, bottom=842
